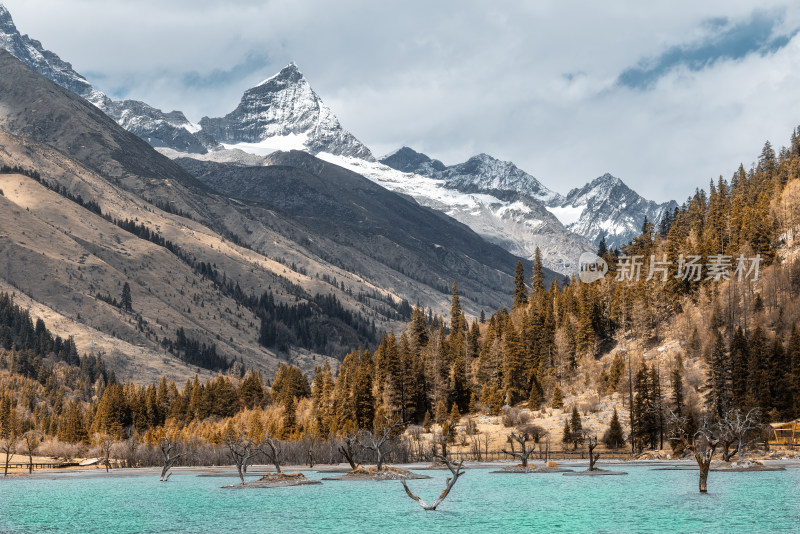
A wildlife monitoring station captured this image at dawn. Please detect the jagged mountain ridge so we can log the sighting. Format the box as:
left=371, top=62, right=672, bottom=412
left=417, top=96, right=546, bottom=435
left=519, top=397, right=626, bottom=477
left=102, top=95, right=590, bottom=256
left=380, top=147, right=676, bottom=252
left=0, top=1, right=676, bottom=268
left=318, top=153, right=593, bottom=274
left=199, top=63, right=374, bottom=160
left=557, top=173, right=679, bottom=249
left=0, top=48, right=536, bottom=380
left=0, top=3, right=211, bottom=154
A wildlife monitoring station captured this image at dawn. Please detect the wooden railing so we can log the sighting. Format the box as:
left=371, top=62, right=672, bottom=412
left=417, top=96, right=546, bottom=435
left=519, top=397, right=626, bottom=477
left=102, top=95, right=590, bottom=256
left=442, top=450, right=635, bottom=462
left=4, top=462, right=79, bottom=470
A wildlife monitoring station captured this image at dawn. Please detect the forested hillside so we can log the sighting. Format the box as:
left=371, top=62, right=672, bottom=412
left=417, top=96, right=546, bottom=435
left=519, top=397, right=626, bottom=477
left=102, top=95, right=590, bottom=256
left=2, top=127, right=800, bottom=458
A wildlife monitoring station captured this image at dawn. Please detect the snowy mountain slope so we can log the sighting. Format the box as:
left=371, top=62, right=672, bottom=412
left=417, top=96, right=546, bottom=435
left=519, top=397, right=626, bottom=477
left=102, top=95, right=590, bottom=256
left=0, top=4, right=103, bottom=105
left=103, top=99, right=210, bottom=154
left=552, top=173, right=678, bottom=249
left=437, top=153, right=564, bottom=206
left=380, top=147, right=677, bottom=254
left=0, top=3, right=211, bottom=154
left=199, top=63, right=374, bottom=160
left=317, top=153, right=593, bottom=274
left=0, top=1, right=676, bottom=271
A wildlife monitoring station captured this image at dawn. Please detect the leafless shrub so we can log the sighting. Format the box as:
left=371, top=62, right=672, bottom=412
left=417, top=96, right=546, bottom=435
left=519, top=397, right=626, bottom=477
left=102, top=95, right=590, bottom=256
left=579, top=395, right=601, bottom=415
left=502, top=407, right=530, bottom=428
left=36, top=439, right=84, bottom=461
left=464, top=417, right=479, bottom=436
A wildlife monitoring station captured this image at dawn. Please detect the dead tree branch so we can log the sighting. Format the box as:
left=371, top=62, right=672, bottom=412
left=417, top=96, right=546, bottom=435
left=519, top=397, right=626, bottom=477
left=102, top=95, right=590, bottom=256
left=359, top=417, right=403, bottom=471
left=261, top=436, right=284, bottom=474
left=159, top=437, right=183, bottom=482
left=338, top=432, right=359, bottom=470
left=583, top=432, right=600, bottom=471
left=502, top=429, right=536, bottom=468
left=402, top=454, right=465, bottom=511
left=668, top=411, right=719, bottom=493
left=224, top=432, right=257, bottom=485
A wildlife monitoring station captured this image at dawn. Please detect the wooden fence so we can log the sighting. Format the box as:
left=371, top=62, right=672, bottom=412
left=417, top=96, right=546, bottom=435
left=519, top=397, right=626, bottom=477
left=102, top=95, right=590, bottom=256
left=4, top=462, right=78, bottom=470
left=437, top=450, right=635, bottom=462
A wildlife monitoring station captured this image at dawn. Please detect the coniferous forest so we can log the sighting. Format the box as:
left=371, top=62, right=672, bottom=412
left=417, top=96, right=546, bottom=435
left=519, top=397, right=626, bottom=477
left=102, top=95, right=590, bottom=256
left=2, top=128, right=800, bottom=463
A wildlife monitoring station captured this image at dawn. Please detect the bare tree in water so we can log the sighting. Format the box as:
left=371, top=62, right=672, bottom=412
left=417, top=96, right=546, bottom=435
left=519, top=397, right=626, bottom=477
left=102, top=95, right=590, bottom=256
left=261, top=435, right=284, bottom=474
left=503, top=427, right=536, bottom=468
left=669, top=412, right=719, bottom=493
left=719, top=408, right=760, bottom=462
left=159, top=437, right=183, bottom=482
left=402, top=455, right=465, bottom=511
left=338, top=432, right=359, bottom=470
left=359, top=417, right=403, bottom=471
left=582, top=432, right=600, bottom=471
left=98, top=434, right=115, bottom=472
left=23, top=430, right=41, bottom=474
left=224, top=431, right=257, bottom=485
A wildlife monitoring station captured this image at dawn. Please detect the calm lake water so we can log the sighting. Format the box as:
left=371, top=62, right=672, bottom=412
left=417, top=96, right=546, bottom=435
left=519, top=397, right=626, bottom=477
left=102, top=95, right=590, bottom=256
left=1, top=465, right=798, bottom=533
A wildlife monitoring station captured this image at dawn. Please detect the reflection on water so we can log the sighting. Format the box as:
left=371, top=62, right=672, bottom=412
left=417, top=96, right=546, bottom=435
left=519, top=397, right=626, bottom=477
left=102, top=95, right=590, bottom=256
left=0, top=465, right=798, bottom=533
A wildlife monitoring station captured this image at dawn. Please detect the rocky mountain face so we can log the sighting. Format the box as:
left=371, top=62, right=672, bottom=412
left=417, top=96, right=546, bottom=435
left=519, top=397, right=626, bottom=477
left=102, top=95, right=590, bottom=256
left=379, top=147, right=677, bottom=256
left=380, top=146, right=446, bottom=175
left=0, top=1, right=676, bottom=274
left=0, top=49, right=534, bottom=381
left=198, top=63, right=374, bottom=160
left=556, top=173, right=678, bottom=249
left=372, top=148, right=592, bottom=273
left=102, top=100, right=212, bottom=154
left=437, top=153, right=564, bottom=205
left=0, top=3, right=210, bottom=154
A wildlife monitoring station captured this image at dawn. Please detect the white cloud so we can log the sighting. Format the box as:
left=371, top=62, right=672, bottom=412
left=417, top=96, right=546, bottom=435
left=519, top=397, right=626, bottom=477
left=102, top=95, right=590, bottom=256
left=3, top=0, right=800, bottom=202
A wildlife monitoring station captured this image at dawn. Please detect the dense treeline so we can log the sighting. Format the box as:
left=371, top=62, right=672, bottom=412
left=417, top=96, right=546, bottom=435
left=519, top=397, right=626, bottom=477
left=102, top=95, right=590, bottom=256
left=0, top=292, right=111, bottom=387
left=3, top=127, right=800, bottom=461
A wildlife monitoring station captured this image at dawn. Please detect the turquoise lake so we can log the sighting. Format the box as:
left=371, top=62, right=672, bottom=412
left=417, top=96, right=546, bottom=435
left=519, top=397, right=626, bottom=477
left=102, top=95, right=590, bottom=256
left=1, top=465, right=798, bottom=533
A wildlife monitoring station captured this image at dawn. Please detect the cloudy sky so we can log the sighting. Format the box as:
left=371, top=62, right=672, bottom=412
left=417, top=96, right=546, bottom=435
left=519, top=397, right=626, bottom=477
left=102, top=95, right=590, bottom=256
left=4, top=0, right=800, bottom=202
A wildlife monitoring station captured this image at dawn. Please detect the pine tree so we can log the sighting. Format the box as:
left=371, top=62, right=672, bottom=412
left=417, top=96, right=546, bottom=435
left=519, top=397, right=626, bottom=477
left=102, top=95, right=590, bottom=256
left=570, top=406, right=583, bottom=449
left=435, top=400, right=449, bottom=424
left=597, top=235, right=608, bottom=257
left=633, top=364, right=656, bottom=451
left=408, top=306, right=429, bottom=350
left=729, top=327, right=749, bottom=409
left=282, top=396, right=297, bottom=438
left=513, top=261, right=528, bottom=310
left=352, top=351, right=374, bottom=430
left=603, top=409, right=625, bottom=449
left=671, top=357, right=684, bottom=417
left=449, top=282, right=466, bottom=334
left=121, top=282, right=132, bottom=313
left=449, top=403, right=461, bottom=426
left=562, top=418, right=572, bottom=449
left=502, top=320, right=527, bottom=404
left=92, top=383, right=130, bottom=439
left=551, top=385, right=564, bottom=409
left=531, top=247, right=545, bottom=297
left=527, top=376, right=542, bottom=410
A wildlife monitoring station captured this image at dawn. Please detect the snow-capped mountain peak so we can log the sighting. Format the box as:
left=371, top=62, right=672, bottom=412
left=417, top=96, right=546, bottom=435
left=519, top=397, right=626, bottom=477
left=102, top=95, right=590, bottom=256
left=0, top=3, right=213, bottom=153
left=0, top=3, right=104, bottom=105
left=380, top=146, right=446, bottom=175
left=199, top=63, right=374, bottom=160
left=383, top=149, right=564, bottom=206
left=552, top=173, right=678, bottom=249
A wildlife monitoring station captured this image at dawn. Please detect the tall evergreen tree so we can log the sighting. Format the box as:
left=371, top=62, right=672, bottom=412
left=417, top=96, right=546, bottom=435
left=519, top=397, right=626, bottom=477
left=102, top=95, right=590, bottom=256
left=513, top=261, right=528, bottom=310
left=706, top=331, right=731, bottom=418
left=121, top=282, right=132, bottom=313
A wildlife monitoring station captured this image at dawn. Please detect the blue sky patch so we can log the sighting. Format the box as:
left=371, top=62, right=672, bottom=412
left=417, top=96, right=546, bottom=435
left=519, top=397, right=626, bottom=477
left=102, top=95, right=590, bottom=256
left=618, top=10, right=797, bottom=89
